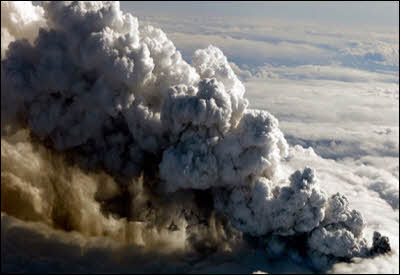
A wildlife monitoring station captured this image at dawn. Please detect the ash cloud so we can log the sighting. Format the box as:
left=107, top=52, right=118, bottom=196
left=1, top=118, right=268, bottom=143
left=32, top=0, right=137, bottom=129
left=1, top=1, right=392, bottom=273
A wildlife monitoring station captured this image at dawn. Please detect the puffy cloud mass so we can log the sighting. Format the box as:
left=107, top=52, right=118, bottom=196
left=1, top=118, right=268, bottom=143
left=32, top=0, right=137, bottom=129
left=1, top=1, right=393, bottom=273
left=1, top=1, right=45, bottom=59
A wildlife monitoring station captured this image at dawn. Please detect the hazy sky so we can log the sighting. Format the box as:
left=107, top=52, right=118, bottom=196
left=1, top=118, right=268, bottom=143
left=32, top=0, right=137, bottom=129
left=122, top=1, right=399, bottom=27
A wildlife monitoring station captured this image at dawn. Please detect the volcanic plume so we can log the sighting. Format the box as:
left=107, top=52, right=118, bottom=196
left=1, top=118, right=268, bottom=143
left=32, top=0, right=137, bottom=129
left=1, top=1, right=391, bottom=273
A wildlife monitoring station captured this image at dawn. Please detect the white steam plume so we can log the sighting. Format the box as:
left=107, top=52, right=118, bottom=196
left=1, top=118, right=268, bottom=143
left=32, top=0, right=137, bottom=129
left=1, top=1, right=392, bottom=273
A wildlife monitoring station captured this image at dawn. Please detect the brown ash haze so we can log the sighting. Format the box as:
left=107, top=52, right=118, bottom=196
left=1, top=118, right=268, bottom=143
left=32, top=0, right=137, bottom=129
left=1, top=1, right=398, bottom=274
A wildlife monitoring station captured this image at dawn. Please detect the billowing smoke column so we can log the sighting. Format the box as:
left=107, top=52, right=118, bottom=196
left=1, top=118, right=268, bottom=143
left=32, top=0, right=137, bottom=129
left=1, top=1, right=390, bottom=271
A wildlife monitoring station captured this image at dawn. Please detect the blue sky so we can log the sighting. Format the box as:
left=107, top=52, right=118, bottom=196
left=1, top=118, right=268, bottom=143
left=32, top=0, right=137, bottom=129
left=122, top=1, right=399, bottom=27
left=121, top=1, right=399, bottom=74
